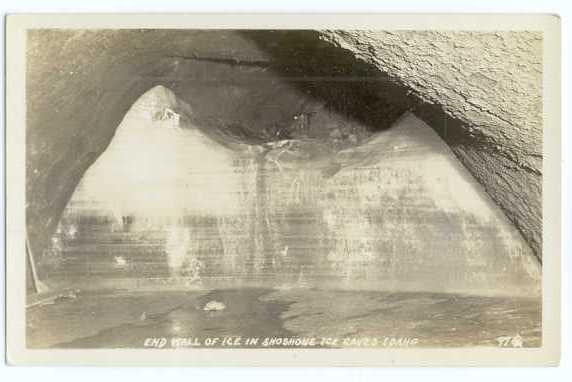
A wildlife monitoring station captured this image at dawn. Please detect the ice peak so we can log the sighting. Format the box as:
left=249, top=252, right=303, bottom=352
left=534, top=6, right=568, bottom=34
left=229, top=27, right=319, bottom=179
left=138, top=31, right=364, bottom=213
left=135, top=85, right=180, bottom=113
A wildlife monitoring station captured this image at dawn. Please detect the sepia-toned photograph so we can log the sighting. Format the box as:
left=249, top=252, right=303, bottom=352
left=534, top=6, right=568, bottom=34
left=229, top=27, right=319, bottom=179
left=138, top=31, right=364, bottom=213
left=5, top=14, right=561, bottom=366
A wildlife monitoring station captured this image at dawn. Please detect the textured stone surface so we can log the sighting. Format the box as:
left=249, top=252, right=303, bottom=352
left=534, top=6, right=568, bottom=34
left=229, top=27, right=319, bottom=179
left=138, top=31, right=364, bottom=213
left=319, top=31, right=543, bottom=259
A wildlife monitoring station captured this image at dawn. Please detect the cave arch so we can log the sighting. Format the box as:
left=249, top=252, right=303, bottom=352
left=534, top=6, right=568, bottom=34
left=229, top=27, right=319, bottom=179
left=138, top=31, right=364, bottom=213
left=26, top=30, right=543, bottom=292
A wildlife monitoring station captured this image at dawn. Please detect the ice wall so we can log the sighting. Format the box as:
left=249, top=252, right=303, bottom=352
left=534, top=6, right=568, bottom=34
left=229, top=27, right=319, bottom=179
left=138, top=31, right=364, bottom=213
left=43, top=86, right=540, bottom=296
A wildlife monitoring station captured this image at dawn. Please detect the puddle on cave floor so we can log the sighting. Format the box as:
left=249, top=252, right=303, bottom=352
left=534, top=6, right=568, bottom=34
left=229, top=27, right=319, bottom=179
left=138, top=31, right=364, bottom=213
left=26, top=288, right=541, bottom=349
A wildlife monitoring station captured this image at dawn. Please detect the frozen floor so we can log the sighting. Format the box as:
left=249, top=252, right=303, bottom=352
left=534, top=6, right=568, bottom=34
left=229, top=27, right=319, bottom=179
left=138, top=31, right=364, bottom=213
left=26, top=288, right=541, bottom=348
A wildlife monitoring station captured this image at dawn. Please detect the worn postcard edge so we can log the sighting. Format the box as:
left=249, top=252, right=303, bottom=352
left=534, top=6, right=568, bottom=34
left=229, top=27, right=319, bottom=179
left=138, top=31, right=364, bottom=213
left=4, top=13, right=562, bottom=366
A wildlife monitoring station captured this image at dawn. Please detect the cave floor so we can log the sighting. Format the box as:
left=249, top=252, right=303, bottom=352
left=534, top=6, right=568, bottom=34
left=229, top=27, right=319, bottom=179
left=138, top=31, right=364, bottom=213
left=26, top=288, right=541, bottom=349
